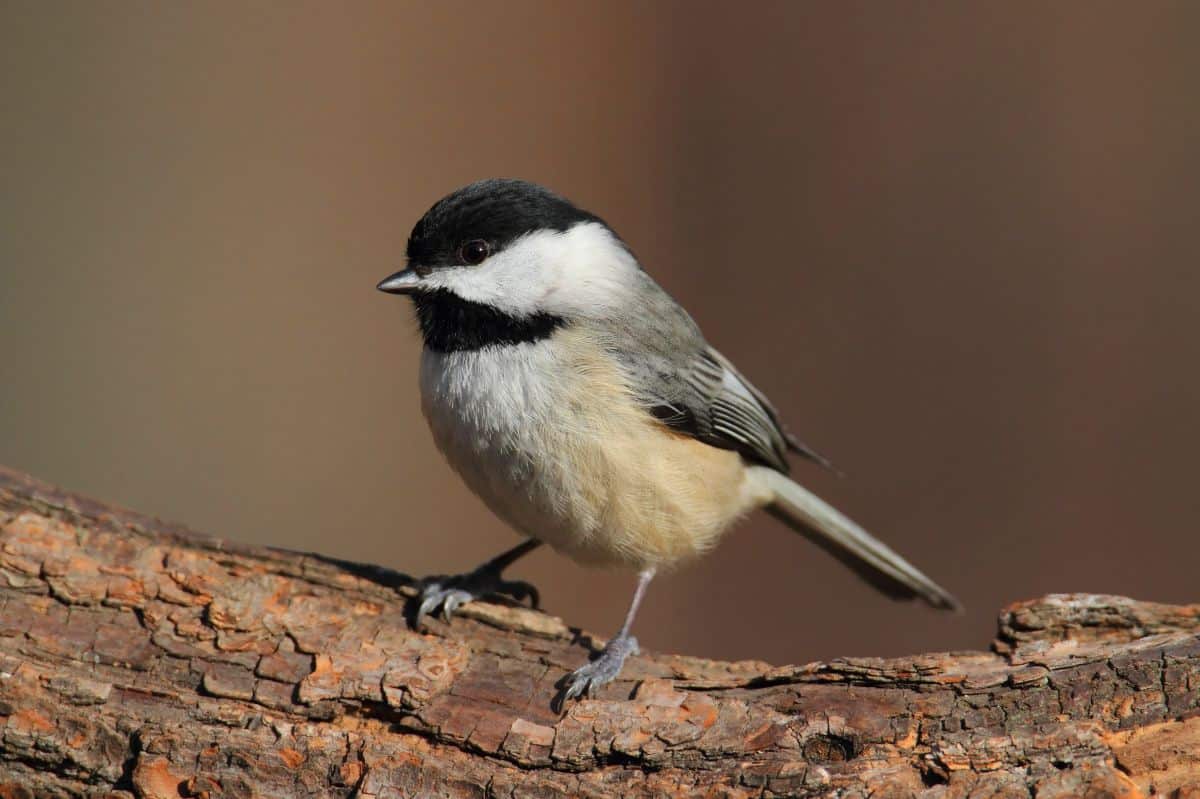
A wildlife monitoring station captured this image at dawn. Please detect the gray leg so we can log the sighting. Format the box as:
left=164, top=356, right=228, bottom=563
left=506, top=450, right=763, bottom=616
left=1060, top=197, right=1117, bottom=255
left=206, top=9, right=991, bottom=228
left=561, top=568, right=655, bottom=701
left=415, top=539, right=542, bottom=627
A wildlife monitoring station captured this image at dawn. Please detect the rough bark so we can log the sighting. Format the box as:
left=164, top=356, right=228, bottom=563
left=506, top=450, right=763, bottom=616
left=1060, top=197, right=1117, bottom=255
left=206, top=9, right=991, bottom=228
left=0, top=465, right=1197, bottom=798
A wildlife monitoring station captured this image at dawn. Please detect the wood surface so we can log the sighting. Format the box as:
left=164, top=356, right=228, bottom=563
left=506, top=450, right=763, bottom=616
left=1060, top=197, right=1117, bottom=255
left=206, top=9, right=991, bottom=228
left=0, top=465, right=1197, bottom=798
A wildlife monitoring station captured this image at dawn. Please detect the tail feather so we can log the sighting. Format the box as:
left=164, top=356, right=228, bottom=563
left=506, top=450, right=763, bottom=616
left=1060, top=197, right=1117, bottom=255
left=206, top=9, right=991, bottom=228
left=753, top=467, right=961, bottom=612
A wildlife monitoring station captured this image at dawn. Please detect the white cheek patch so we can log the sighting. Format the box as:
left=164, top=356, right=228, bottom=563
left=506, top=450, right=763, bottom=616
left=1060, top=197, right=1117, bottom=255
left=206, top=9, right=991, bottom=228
left=421, top=222, right=638, bottom=318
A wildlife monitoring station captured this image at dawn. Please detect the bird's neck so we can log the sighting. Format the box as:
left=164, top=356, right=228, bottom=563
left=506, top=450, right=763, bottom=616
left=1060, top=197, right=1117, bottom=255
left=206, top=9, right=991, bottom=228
left=411, top=289, right=566, bottom=353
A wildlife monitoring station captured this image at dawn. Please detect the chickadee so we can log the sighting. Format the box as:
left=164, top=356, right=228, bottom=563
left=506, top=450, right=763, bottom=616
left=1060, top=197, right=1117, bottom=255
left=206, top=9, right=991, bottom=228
left=378, top=179, right=959, bottom=700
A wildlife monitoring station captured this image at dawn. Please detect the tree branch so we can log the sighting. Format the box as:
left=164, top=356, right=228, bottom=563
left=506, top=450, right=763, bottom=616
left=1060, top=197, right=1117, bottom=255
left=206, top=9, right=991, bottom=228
left=0, top=465, right=1196, bottom=798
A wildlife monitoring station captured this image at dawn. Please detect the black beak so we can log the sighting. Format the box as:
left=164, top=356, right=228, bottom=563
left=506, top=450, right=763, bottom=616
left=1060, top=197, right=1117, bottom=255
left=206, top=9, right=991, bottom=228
left=376, top=268, right=422, bottom=295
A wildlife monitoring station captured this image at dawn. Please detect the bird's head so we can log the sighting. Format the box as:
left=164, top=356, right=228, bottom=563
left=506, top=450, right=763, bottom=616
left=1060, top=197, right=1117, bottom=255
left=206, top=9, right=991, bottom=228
left=378, top=180, right=639, bottom=345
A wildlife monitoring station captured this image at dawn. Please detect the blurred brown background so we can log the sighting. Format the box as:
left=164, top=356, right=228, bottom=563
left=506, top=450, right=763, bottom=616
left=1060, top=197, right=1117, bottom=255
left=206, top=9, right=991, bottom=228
left=2, top=2, right=1198, bottom=667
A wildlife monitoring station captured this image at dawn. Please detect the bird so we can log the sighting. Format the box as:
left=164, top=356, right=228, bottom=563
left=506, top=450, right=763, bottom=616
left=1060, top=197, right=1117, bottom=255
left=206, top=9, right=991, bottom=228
left=377, top=178, right=959, bottom=701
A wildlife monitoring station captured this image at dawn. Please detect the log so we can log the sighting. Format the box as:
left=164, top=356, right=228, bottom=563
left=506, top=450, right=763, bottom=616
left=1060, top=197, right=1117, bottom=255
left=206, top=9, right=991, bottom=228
left=0, top=464, right=1197, bottom=799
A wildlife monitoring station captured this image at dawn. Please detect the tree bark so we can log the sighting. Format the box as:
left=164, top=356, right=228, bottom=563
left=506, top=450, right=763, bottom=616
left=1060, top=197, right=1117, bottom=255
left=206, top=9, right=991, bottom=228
left=0, top=465, right=1197, bottom=798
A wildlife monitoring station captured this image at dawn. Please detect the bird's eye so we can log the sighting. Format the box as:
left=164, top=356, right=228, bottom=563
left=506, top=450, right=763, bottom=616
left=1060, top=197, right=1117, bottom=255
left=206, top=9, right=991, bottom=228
left=459, top=240, right=491, bottom=265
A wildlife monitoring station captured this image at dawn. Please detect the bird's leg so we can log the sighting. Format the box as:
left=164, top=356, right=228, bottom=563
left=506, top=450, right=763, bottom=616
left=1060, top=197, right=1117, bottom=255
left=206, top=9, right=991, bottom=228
left=561, top=568, right=655, bottom=701
left=414, top=539, right=542, bottom=627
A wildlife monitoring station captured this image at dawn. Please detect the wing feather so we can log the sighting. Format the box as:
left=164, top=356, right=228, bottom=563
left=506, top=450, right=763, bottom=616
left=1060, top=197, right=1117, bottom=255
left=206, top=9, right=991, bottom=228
left=607, top=272, right=832, bottom=473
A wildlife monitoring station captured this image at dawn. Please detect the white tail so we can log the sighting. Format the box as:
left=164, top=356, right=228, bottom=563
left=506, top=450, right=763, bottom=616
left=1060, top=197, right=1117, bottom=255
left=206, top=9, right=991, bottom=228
left=751, top=467, right=961, bottom=611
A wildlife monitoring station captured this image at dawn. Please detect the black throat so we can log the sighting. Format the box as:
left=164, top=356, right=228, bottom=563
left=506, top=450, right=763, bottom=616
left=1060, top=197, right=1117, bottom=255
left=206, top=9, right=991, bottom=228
left=411, top=289, right=566, bottom=353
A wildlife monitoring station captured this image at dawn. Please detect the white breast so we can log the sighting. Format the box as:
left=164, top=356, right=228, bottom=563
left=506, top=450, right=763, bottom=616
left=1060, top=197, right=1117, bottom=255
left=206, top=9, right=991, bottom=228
left=419, top=329, right=766, bottom=570
left=420, top=339, right=572, bottom=542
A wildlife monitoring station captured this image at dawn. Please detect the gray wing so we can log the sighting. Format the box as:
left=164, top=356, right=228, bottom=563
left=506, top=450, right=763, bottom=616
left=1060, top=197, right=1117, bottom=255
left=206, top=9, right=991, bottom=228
left=603, top=275, right=832, bottom=474
left=648, top=346, right=790, bottom=471
left=703, top=348, right=837, bottom=472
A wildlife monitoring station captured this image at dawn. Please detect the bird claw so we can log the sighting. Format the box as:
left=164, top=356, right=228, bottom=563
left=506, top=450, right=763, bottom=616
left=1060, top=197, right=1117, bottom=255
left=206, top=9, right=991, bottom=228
left=560, top=634, right=639, bottom=702
left=413, top=571, right=539, bottom=628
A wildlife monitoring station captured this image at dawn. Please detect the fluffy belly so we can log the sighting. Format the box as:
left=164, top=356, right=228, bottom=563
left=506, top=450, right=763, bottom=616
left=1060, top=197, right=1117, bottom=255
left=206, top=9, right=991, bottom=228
left=419, top=332, right=767, bottom=570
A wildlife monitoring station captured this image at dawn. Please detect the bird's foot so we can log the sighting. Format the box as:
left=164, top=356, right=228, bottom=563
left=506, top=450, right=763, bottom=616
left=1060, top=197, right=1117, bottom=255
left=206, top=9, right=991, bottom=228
left=560, top=633, right=639, bottom=702
left=413, top=566, right=539, bottom=628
